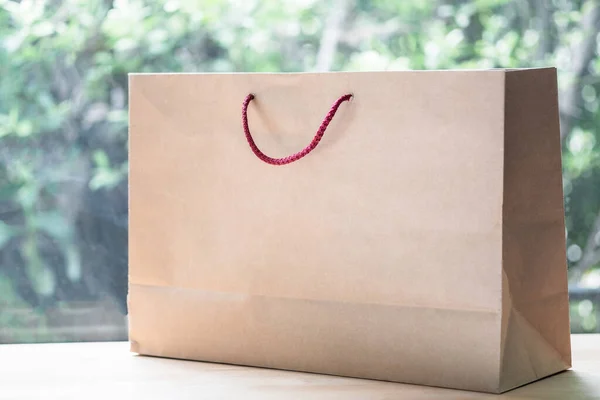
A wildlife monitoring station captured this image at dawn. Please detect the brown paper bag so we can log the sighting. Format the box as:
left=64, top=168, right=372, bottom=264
left=128, top=68, right=571, bottom=393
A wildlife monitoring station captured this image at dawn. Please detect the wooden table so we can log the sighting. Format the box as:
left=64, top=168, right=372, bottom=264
left=1, top=335, right=599, bottom=399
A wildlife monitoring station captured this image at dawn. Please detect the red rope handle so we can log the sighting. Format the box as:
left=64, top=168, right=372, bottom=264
left=242, top=93, right=353, bottom=165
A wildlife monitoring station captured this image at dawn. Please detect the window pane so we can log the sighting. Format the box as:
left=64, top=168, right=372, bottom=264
left=1, top=0, right=599, bottom=343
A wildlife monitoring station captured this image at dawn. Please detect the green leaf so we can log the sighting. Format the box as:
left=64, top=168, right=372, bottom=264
left=21, top=237, right=56, bottom=297
left=32, top=211, right=71, bottom=240
left=65, top=244, right=81, bottom=282
left=8, top=107, right=19, bottom=127
left=93, top=150, right=110, bottom=168
left=16, top=185, right=38, bottom=209
left=15, top=120, right=34, bottom=137
left=0, top=221, right=16, bottom=249
left=89, top=168, right=123, bottom=190
left=31, top=21, right=54, bottom=37
left=107, top=109, right=127, bottom=123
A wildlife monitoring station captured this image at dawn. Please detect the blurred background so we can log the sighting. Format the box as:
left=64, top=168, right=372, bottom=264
left=1, top=0, right=600, bottom=343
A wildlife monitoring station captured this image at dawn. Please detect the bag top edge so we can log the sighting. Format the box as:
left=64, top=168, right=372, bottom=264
left=127, top=67, right=555, bottom=77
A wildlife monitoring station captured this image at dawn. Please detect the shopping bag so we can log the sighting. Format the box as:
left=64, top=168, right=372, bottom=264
left=128, top=68, right=571, bottom=393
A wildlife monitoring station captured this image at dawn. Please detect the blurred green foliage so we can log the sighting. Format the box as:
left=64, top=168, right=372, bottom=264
left=1, top=0, right=600, bottom=339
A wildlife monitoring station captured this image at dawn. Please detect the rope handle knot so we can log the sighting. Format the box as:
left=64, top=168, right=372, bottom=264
left=242, top=93, right=353, bottom=165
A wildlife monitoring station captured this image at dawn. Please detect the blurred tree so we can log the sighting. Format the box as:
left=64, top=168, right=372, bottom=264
left=0, top=0, right=599, bottom=338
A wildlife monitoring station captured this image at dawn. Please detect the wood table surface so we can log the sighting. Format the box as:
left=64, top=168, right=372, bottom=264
left=1, top=334, right=599, bottom=399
